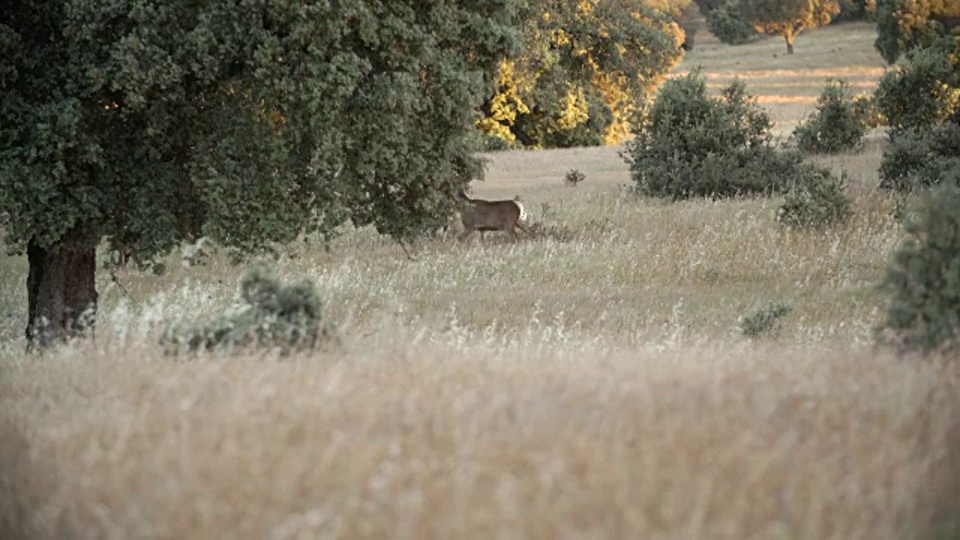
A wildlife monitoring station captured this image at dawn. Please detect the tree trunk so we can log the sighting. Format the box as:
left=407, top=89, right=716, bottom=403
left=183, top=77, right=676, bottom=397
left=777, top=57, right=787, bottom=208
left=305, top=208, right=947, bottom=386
left=26, top=227, right=99, bottom=349
left=785, top=31, right=795, bottom=54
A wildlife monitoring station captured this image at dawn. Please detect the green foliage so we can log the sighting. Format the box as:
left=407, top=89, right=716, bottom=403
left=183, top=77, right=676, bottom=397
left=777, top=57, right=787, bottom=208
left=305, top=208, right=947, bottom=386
left=875, top=40, right=960, bottom=131
left=0, top=0, right=519, bottom=260
left=161, top=265, right=328, bottom=355
left=879, top=172, right=960, bottom=354
left=793, top=79, right=867, bottom=154
left=851, top=93, right=887, bottom=128
left=833, top=0, right=875, bottom=22
left=739, top=0, right=841, bottom=52
left=565, top=169, right=587, bottom=186
left=873, top=0, right=960, bottom=64
left=740, top=302, right=793, bottom=338
left=879, top=123, right=960, bottom=191
left=477, top=0, right=685, bottom=148
left=705, top=0, right=759, bottom=44
left=778, top=169, right=853, bottom=229
left=624, top=71, right=821, bottom=199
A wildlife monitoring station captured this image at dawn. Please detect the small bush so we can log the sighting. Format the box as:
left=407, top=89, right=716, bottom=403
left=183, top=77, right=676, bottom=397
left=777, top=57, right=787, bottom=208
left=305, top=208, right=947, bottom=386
left=740, top=302, right=792, bottom=338
left=793, top=79, right=866, bottom=154
left=778, top=167, right=853, bottom=229
left=879, top=123, right=960, bottom=192
left=161, top=265, right=328, bottom=355
left=879, top=172, right=960, bottom=354
left=565, top=169, right=586, bottom=187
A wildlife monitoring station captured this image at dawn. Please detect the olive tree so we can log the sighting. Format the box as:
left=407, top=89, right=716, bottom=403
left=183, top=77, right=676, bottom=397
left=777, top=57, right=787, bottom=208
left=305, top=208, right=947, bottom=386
left=739, top=0, right=841, bottom=54
left=0, top=0, right=518, bottom=347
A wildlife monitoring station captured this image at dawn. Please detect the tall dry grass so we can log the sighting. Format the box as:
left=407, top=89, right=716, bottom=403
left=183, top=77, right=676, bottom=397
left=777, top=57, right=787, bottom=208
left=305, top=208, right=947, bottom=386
left=2, top=336, right=959, bottom=539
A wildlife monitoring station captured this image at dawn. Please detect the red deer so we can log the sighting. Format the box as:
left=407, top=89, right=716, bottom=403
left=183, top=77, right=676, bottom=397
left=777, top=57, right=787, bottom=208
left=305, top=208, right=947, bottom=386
left=456, top=189, right=531, bottom=242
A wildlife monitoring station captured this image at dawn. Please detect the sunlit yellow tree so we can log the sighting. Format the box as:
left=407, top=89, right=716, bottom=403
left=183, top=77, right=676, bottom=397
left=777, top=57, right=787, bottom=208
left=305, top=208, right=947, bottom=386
left=478, top=0, right=686, bottom=148
left=739, top=0, right=841, bottom=54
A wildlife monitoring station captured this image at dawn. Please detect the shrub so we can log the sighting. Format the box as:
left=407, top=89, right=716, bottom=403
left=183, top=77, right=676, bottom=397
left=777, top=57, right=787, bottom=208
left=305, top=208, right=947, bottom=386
left=793, top=79, right=866, bottom=154
left=706, top=0, right=757, bottom=45
left=879, top=170, right=960, bottom=354
left=875, top=43, right=960, bottom=131
left=879, top=123, right=960, bottom=192
left=161, top=265, right=328, bottom=355
left=624, top=71, right=831, bottom=200
left=565, top=168, right=586, bottom=187
left=851, top=94, right=886, bottom=129
left=778, top=167, right=853, bottom=229
left=740, top=302, right=792, bottom=338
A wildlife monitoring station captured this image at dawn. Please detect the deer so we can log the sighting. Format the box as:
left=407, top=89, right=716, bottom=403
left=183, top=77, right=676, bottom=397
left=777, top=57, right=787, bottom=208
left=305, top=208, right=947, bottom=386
left=456, top=189, right=531, bottom=242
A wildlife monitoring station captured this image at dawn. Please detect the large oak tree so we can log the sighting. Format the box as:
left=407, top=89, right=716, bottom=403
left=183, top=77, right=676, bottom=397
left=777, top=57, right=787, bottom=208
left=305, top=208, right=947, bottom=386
left=0, top=0, right=518, bottom=347
left=739, top=0, right=841, bottom=54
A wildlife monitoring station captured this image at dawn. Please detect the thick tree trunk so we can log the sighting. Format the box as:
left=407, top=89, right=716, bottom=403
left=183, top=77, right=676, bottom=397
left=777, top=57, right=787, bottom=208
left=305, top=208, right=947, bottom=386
left=785, top=31, right=795, bottom=55
left=26, top=227, right=98, bottom=349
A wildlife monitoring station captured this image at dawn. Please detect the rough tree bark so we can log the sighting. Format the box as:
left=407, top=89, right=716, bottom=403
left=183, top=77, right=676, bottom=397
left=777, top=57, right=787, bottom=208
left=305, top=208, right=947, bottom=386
left=25, top=227, right=99, bottom=349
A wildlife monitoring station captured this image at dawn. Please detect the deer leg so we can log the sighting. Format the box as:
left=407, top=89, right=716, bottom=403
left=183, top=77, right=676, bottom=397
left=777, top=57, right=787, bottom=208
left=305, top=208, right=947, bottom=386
left=459, top=228, right=474, bottom=242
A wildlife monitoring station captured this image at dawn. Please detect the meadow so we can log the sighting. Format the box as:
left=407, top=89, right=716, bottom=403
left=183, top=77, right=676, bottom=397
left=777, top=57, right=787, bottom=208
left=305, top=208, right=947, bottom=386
left=2, top=20, right=959, bottom=540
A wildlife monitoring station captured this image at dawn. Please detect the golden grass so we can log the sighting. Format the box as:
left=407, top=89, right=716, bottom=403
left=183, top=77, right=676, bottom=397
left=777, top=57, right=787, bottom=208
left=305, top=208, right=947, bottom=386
left=2, top=16, right=959, bottom=540
left=2, top=341, right=958, bottom=539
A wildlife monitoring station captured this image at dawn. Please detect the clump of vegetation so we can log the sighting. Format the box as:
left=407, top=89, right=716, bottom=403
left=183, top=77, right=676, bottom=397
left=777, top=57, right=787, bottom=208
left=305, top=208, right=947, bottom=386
left=565, top=169, right=587, bottom=187
left=851, top=94, right=886, bottom=129
left=740, top=302, right=793, bottom=338
left=834, top=0, right=873, bottom=23
left=793, top=79, right=866, bottom=154
left=703, top=0, right=758, bottom=45
left=476, top=2, right=684, bottom=148
left=525, top=222, right=576, bottom=242
left=624, top=71, right=840, bottom=200
left=875, top=41, right=960, bottom=131
left=778, top=168, right=852, bottom=229
left=879, top=123, right=960, bottom=192
left=879, top=171, right=960, bottom=355
left=873, top=0, right=960, bottom=64
left=161, top=265, right=329, bottom=356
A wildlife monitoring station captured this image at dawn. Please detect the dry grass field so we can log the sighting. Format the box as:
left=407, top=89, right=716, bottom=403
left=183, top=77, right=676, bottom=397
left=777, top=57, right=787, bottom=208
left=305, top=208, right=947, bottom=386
left=674, top=20, right=890, bottom=137
left=2, top=19, right=960, bottom=540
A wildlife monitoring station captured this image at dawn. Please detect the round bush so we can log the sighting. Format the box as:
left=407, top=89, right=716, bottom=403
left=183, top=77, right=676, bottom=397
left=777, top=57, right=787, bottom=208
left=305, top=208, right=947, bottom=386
left=777, top=167, right=852, bottom=229
left=793, top=79, right=866, bottom=154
